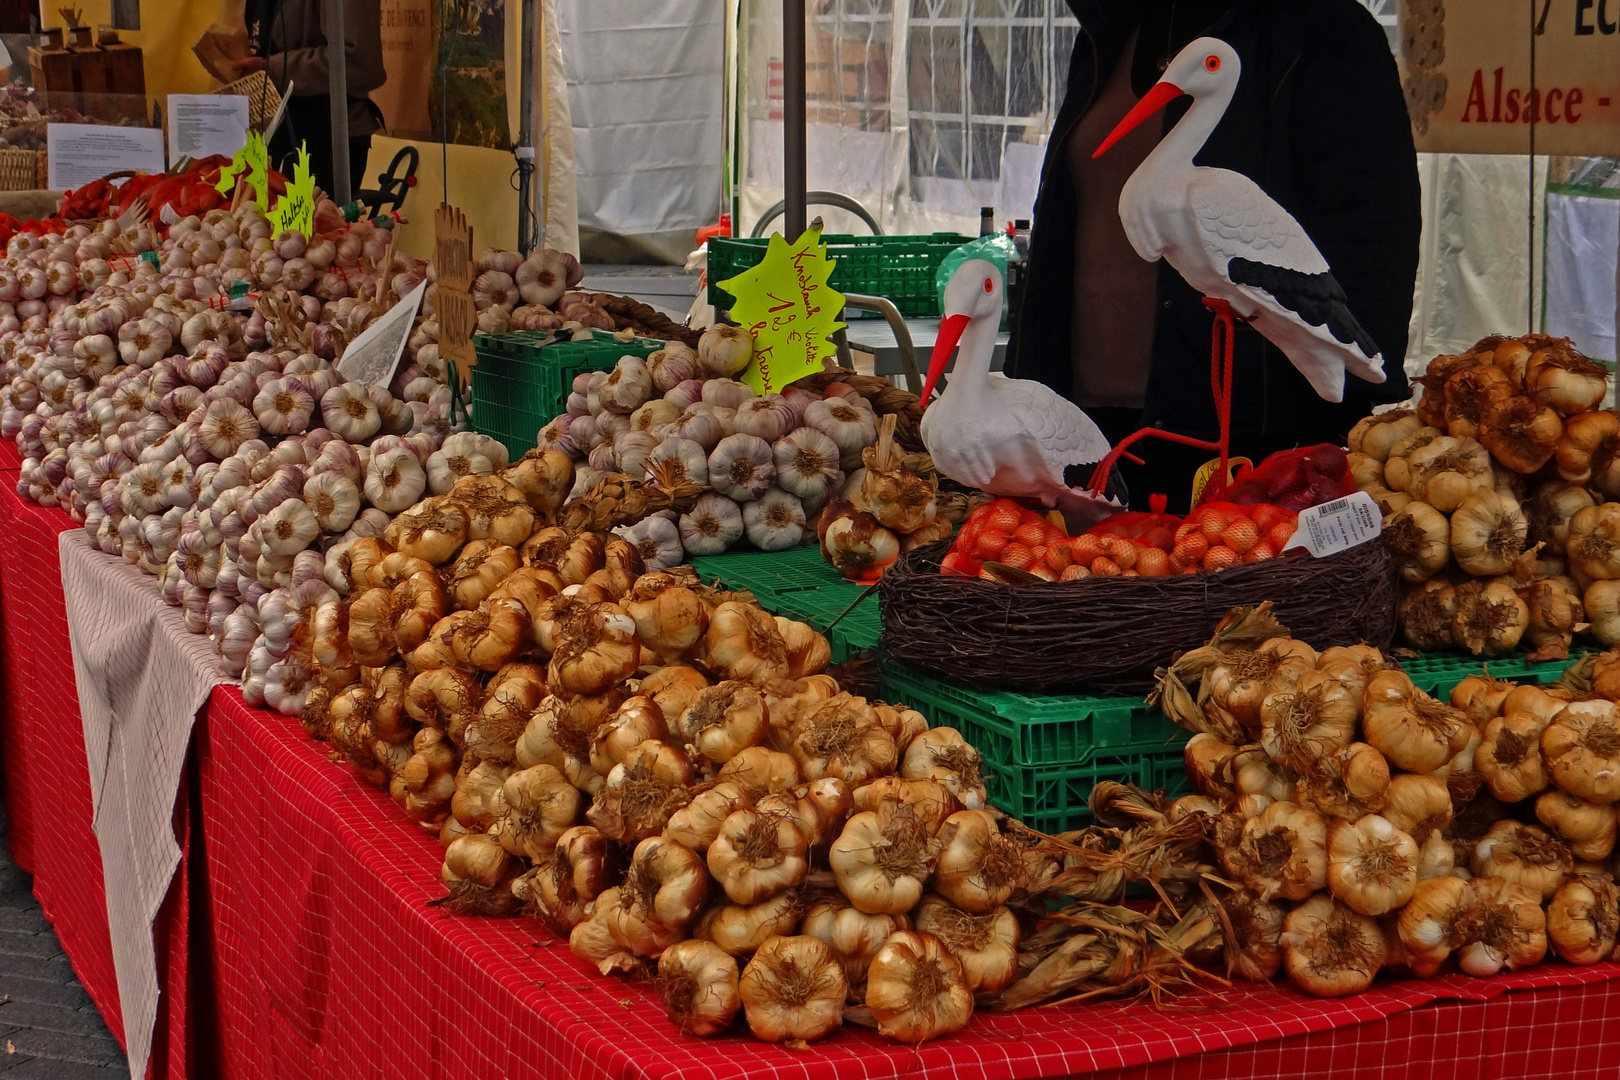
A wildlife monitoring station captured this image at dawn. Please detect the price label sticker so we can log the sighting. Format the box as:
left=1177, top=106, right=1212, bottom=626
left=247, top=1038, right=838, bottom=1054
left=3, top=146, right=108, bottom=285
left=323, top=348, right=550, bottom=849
left=1189, top=455, right=1251, bottom=507
left=716, top=226, right=845, bottom=393
left=1282, top=491, right=1382, bottom=558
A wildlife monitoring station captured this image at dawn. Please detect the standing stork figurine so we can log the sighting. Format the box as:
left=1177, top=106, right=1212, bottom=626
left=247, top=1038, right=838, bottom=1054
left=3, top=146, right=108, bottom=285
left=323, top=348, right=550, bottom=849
left=1081, top=35, right=1388, bottom=496
left=919, top=260, right=1119, bottom=531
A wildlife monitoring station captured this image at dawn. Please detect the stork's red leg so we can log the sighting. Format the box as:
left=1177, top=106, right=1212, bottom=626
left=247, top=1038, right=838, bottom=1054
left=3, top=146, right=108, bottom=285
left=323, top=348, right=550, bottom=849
left=1085, top=299, right=1239, bottom=499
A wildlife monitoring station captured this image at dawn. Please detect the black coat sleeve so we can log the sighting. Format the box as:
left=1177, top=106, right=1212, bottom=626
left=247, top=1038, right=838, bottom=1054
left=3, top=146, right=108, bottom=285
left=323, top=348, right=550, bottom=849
left=1285, top=0, right=1422, bottom=401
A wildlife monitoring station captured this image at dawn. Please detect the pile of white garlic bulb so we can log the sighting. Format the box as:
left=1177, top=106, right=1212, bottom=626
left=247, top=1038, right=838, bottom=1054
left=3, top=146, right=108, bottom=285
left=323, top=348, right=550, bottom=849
left=540, top=329, right=885, bottom=561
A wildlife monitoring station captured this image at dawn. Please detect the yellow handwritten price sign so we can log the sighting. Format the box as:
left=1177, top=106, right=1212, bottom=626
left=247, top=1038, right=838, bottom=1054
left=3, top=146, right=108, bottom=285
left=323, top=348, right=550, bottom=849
left=716, top=227, right=845, bottom=393
left=268, top=142, right=317, bottom=237
left=214, top=129, right=270, bottom=210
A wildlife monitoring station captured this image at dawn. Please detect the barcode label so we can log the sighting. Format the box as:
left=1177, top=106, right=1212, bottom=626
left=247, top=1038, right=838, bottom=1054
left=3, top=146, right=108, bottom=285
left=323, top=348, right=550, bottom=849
left=1282, top=491, right=1381, bottom=559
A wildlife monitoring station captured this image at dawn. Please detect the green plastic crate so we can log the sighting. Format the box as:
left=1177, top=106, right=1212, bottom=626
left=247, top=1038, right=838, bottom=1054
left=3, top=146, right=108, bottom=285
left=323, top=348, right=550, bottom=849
left=470, top=334, right=662, bottom=461
left=706, top=233, right=974, bottom=318
left=689, top=544, right=880, bottom=661
left=1396, top=650, right=1580, bottom=700
left=879, top=662, right=1189, bottom=833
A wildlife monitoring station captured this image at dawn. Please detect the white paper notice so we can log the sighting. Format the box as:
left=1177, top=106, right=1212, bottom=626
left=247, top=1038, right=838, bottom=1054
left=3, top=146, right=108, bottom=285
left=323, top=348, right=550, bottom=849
left=336, top=279, right=426, bottom=387
left=47, top=124, right=167, bottom=190
left=168, top=94, right=251, bottom=163
left=1283, top=491, right=1382, bottom=559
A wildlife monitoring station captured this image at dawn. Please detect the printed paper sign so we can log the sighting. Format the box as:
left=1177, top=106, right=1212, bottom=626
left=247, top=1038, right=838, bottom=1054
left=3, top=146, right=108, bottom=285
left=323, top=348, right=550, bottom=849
left=167, top=94, right=250, bottom=163
left=268, top=143, right=317, bottom=237
left=1283, top=491, right=1383, bottom=558
left=717, top=226, right=846, bottom=394
left=337, top=279, right=426, bottom=387
left=1400, top=0, right=1620, bottom=155
left=47, top=124, right=166, bottom=190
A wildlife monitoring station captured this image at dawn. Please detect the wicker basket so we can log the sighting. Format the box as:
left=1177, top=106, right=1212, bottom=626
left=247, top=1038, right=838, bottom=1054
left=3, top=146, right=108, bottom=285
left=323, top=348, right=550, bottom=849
left=214, top=71, right=284, bottom=132
left=0, top=148, right=45, bottom=192
left=878, top=538, right=1399, bottom=695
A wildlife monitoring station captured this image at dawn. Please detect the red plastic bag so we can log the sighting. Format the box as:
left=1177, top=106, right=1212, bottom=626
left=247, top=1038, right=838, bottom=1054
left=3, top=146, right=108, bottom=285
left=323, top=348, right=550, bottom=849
left=1085, top=494, right=1183, bottom=552
left=1201, top=445, right=1354, bottom=513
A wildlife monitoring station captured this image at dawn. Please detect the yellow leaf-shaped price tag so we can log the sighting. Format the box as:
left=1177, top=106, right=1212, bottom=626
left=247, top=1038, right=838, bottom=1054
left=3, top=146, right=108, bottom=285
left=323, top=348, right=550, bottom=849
left=716, top=227, right=845, bottom=394
left=268, top=142, right=317, bottom=236
left=215, top=129, right=270, bottom=210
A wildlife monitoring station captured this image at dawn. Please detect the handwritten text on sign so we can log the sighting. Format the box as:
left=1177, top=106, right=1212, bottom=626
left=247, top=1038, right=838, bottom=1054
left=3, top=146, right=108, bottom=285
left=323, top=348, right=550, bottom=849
left=717, top=227, right=845, bottom=394
left=268, top=142, right=316, bottom=238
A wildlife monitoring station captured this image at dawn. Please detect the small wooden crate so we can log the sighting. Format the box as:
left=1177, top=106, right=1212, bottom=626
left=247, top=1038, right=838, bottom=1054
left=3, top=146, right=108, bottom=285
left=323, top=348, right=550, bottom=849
left=0, top=148, right=45, bottom=192
left=214, top=71, right=283, bottom=133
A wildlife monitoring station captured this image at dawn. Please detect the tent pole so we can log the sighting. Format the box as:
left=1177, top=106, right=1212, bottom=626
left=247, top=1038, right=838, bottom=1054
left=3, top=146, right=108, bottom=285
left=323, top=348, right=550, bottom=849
left=326, top=0, right=351, bottom=205
left=517, top=0, right=538, bottom=253
left=782, top=0, right=806, bottom=238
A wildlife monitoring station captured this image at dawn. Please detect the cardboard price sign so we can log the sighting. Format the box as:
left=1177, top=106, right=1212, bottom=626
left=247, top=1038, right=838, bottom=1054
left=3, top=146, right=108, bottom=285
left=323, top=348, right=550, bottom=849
left=716, top=227, right=845, bottom=393
left=1401, top=0, right=1620, bottom=155
left=268, top=142, right=317, bottom=238
left=434, top=203, right=477, bottom=390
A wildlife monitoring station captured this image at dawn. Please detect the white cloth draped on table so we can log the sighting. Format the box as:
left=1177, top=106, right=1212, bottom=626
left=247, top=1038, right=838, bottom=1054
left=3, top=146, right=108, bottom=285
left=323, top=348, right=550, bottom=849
left=60, top=530, right=229, bottom=1080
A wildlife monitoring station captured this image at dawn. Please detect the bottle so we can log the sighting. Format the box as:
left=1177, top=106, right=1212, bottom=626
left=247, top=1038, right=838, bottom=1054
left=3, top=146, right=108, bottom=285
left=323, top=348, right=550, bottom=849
left=1011, top=219, right=1031, bottom=261
left=979, top=206, right=995, bottom=237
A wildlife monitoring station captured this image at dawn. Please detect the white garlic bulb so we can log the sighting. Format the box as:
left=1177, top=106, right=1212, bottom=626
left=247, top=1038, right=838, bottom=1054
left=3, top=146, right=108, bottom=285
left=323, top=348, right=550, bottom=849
left=648, top=437, right=709, bottom=486
left=708, top=434, right=776, bottom=501
left=743, top=489, right=807, bottom=551
left=261, top=498, right=320, bottom=556
left=303, top=470, right=362, bottom=532
left=320, top=382, right=382, bottom=443
left=621, top=514, right=685, bottom=570
left=773, top=426, right=842, bottom=501
left=253, top=377, right=315, bottom=436
left=197, top=398, right=260, bottom=460
left=364, top=446, right=428, bottom=512
left=679, top=492, right=746, bottom=556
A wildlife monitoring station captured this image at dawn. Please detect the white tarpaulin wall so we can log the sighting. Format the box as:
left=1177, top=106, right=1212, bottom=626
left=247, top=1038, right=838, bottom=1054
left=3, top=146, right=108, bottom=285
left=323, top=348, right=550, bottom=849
left=1545, top=181, right=1619, bottom=364
left=1405, top=153, right=1550, bottom=375
left=556, top=0, right=725, bottom=261
left=735, top=0, right=1077, bottom=238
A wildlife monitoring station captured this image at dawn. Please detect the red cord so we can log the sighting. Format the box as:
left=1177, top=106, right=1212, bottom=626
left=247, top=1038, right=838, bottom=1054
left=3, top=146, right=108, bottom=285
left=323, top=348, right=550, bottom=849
left=1086, top=298, right=1237, bottom=498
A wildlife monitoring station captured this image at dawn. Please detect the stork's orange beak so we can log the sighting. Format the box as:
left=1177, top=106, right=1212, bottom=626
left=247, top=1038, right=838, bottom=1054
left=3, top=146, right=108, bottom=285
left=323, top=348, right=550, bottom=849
left=1093, top=81, right=1183, bottom=158
left=921, top=313, right=971, bottom=410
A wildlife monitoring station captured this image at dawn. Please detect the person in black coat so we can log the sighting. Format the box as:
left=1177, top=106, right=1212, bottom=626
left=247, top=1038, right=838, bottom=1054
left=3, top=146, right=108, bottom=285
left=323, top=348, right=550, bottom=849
left=1006, top=0, right=1421, bottom=511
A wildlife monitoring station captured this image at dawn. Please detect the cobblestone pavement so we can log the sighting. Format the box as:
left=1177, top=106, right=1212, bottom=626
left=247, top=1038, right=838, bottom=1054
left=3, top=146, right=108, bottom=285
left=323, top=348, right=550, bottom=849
left=0, top=803, right=128, bottom=1078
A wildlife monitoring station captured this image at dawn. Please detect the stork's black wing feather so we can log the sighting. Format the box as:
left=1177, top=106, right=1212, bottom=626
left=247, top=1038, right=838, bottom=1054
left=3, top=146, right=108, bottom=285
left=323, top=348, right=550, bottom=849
left=1227, top=257, right=1380, bottom=359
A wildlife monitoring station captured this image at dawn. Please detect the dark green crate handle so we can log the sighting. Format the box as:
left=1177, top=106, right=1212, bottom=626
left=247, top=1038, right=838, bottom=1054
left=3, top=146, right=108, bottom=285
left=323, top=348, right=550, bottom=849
left=446, top=360, right=468, bottom=429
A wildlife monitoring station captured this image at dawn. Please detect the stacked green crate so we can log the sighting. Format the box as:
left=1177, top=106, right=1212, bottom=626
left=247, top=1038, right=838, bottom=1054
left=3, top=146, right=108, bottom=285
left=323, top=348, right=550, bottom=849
left=707, top=233, right=973, bottom=318
left=471, top=333, right=662, bottom=461
left=688, top=545, right=878, bottom=662
left=879, top=663, right=1188, bottom=833
left=1395, top=650, right=1579, bottom=700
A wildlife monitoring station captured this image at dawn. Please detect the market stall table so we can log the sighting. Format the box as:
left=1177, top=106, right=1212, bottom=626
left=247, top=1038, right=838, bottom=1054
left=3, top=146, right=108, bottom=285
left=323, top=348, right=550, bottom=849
left=195, top=684, right=1620, bottom=1080
left=7, top=479, right=1620, bottom=1080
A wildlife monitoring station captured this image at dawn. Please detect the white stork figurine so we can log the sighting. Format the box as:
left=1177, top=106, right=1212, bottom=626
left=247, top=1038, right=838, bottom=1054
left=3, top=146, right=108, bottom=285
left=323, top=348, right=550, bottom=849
left=1095, top=36, right=1386, bottom=402
left=919, top=259, right=1118, bottom=528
